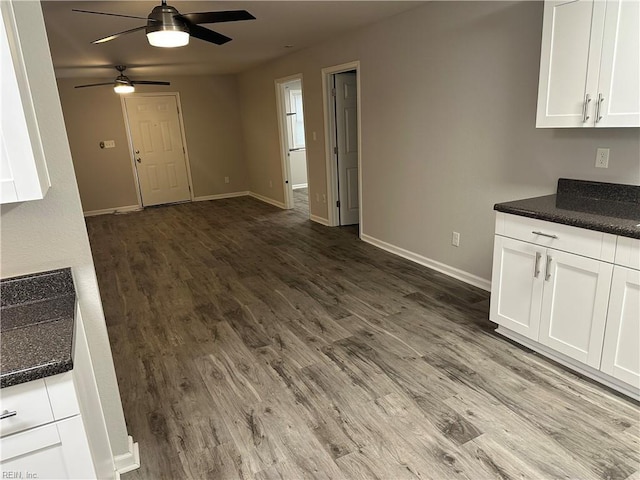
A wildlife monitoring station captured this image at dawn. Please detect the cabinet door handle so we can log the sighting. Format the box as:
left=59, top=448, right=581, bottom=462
left=532, top=231, right=558, bottom=239
left=0, top=410, right=17, bottom=420
left=582, top=93, right=591, bottom=123
left=595, top=93, right=604, bottom=123
left=534, top=251, right=542, bottom=278
left=545, top=255, right=552, bottom=281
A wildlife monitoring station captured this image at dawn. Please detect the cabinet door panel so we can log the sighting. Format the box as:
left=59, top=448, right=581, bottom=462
left=0, top=417, right=96, bottom=479
left=490, top=236, right=544, bottom=339
left=539, top=250, right=613, bottom=367
left=536, top=0, right=605, bottom=127
left=601, top=266, right=640, bottom=388
left=596, top=0, right=640, bottom=127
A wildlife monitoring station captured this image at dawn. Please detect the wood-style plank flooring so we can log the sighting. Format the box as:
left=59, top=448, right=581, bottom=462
left=86, top=193, right=640, bottom=480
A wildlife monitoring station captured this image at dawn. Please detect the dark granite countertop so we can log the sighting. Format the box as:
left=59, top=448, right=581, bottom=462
left=1, top=269, right=75, bottom=388
left=495, top=179, right=640, bottom=239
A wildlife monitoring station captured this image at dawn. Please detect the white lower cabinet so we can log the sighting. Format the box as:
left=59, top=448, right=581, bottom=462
left=491, top=236, right=613, bottom=368
left=0, top=372, right=97, bottom=479
left=538, top=250, right=613, bottom=368
left=600, top=266, right=640, bottom=388
left=490, top=236, right=543, bottom=339
left=491, top=212, right=639, bottom=399
left=1, top=417, right=95, bottom=479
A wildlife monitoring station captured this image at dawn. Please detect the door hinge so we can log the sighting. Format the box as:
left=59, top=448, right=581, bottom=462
left=336, top=200, right=340, bottom=208
left=177, top=106, right=180, bottom=115
left=333, top=146, right=338, bottom=154
left=183, top=146, right=185, bottom=154
left=331, top=88, right=336, bottom=97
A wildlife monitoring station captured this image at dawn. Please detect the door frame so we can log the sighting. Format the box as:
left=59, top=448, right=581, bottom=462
left=120, top=92, right=194, bottom=208
left=275, top=73, right=308, bottom=212
left=321, top=61, right=362, bottom=229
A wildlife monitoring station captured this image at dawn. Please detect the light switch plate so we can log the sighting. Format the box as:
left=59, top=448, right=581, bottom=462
left=103, top=140, right=115, bottom=149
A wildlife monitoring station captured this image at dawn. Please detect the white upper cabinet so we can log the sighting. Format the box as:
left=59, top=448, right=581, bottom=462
left=597, top=0, right=640, bottom=127
left=536, top=0, right=640, bottom=128
left=0, top=1, right=50, bottom=203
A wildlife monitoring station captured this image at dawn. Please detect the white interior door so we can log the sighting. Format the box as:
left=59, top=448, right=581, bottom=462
left=335, top=71, right=359, bottom=225
left=124, top=95, right=191, bottom=207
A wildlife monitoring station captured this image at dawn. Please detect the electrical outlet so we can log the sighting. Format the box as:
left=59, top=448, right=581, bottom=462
left=452, top=231, right=460, bottom=247
left=595, top=148, right=609, bottom=168
left=224, top=176, right=229, bottom=184
left=100, top=140, right=115, bottom=149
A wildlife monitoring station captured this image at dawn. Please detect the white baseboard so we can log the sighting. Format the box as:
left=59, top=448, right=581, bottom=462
left=84, top=205, right=141, bottom=217
left=310, top=214, right=330, bottom=226
left=360, top=233, right=491, bottom=292
left=114, top=436, right=140, bottom=475
left=292, top=183, right=308, bottom=190
left=249, top=191, right=286, bottom=209
left=193, top=191, right=249, bottom=202
left=496, top=326, right=639, bottom=401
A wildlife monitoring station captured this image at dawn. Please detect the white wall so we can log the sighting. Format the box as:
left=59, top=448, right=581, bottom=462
left=239, top=1, right=640, bottom=284
left=0, top=1, right=130, bottom=460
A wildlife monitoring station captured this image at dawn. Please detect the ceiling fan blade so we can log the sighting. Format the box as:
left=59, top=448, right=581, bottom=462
left=92, top=25, right=147, bottom=44
left=75, top=82, right=114, bottom=89
left=72, top=9, right=149, bottom=20
left=178, top=10, right=255, bottom=25
left=188, top=24, right=231, bottom=45
left=131, top=81, right=171, bottom=86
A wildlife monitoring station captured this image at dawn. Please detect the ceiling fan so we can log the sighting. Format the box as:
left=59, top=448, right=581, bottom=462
left=73, top=1, right=256, bottom=48
left=75, top=65, right=170, bottom=94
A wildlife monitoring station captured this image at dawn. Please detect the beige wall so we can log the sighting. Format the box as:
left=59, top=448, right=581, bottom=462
left=57, top=74, right=248, bottom=212
left=1, top=1, right=130, bottom=458
left=238, top=1, right=640, bottom=284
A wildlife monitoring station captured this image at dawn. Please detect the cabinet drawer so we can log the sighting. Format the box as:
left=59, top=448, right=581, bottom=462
left=0, top=379, right=54, bottom=437
left=615, top=237, right=640, bottom=270
left=497, top=213, right=616, bottom=261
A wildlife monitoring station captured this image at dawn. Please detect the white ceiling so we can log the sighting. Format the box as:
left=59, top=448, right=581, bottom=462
left=41, top=1, right=426, bottom=79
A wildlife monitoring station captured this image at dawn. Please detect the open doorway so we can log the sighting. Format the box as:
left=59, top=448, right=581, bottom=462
left=276, top=74, right=309, bottom=217
left=322, top=62, right=361, bottom=230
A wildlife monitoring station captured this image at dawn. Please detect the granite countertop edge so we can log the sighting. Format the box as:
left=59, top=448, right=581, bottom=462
left=1, top=268, right=76, bottom=389
left=0, top=359, right=74, bottom=389
left=495, top=204, right=639, bottom=239
left=494, top=197, right=640, bottom=240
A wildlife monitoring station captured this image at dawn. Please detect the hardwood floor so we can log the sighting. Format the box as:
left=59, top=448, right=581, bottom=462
left=85, top=196, right=639, bottom=480
left=292, top=187, right=309, bottom=214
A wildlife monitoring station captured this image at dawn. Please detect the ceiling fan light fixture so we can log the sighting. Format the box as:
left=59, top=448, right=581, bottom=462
left=114, top=83, right=135, bottom=94
left=146, top=29, right=190, bottom=48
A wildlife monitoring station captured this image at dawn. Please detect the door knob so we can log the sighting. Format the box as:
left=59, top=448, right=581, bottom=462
left=136, top=157, right=142, bottom=163
left=135, top=150, right=140, bottom=154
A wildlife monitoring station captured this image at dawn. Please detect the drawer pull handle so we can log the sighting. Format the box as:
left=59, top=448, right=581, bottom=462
left=532, top=231, right=558, bottom=239
left=545, top=255, right=553, bottom=281
left=0, top=410, right=17, bottom=420
left=534, top=251, right=542, bottom=278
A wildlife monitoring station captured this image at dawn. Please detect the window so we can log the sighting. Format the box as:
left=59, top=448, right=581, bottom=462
left=287, top=89, right=305, bottom=149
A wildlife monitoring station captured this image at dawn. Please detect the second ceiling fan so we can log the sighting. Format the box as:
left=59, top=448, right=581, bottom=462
left=74, top=0, right=256, bottom=48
